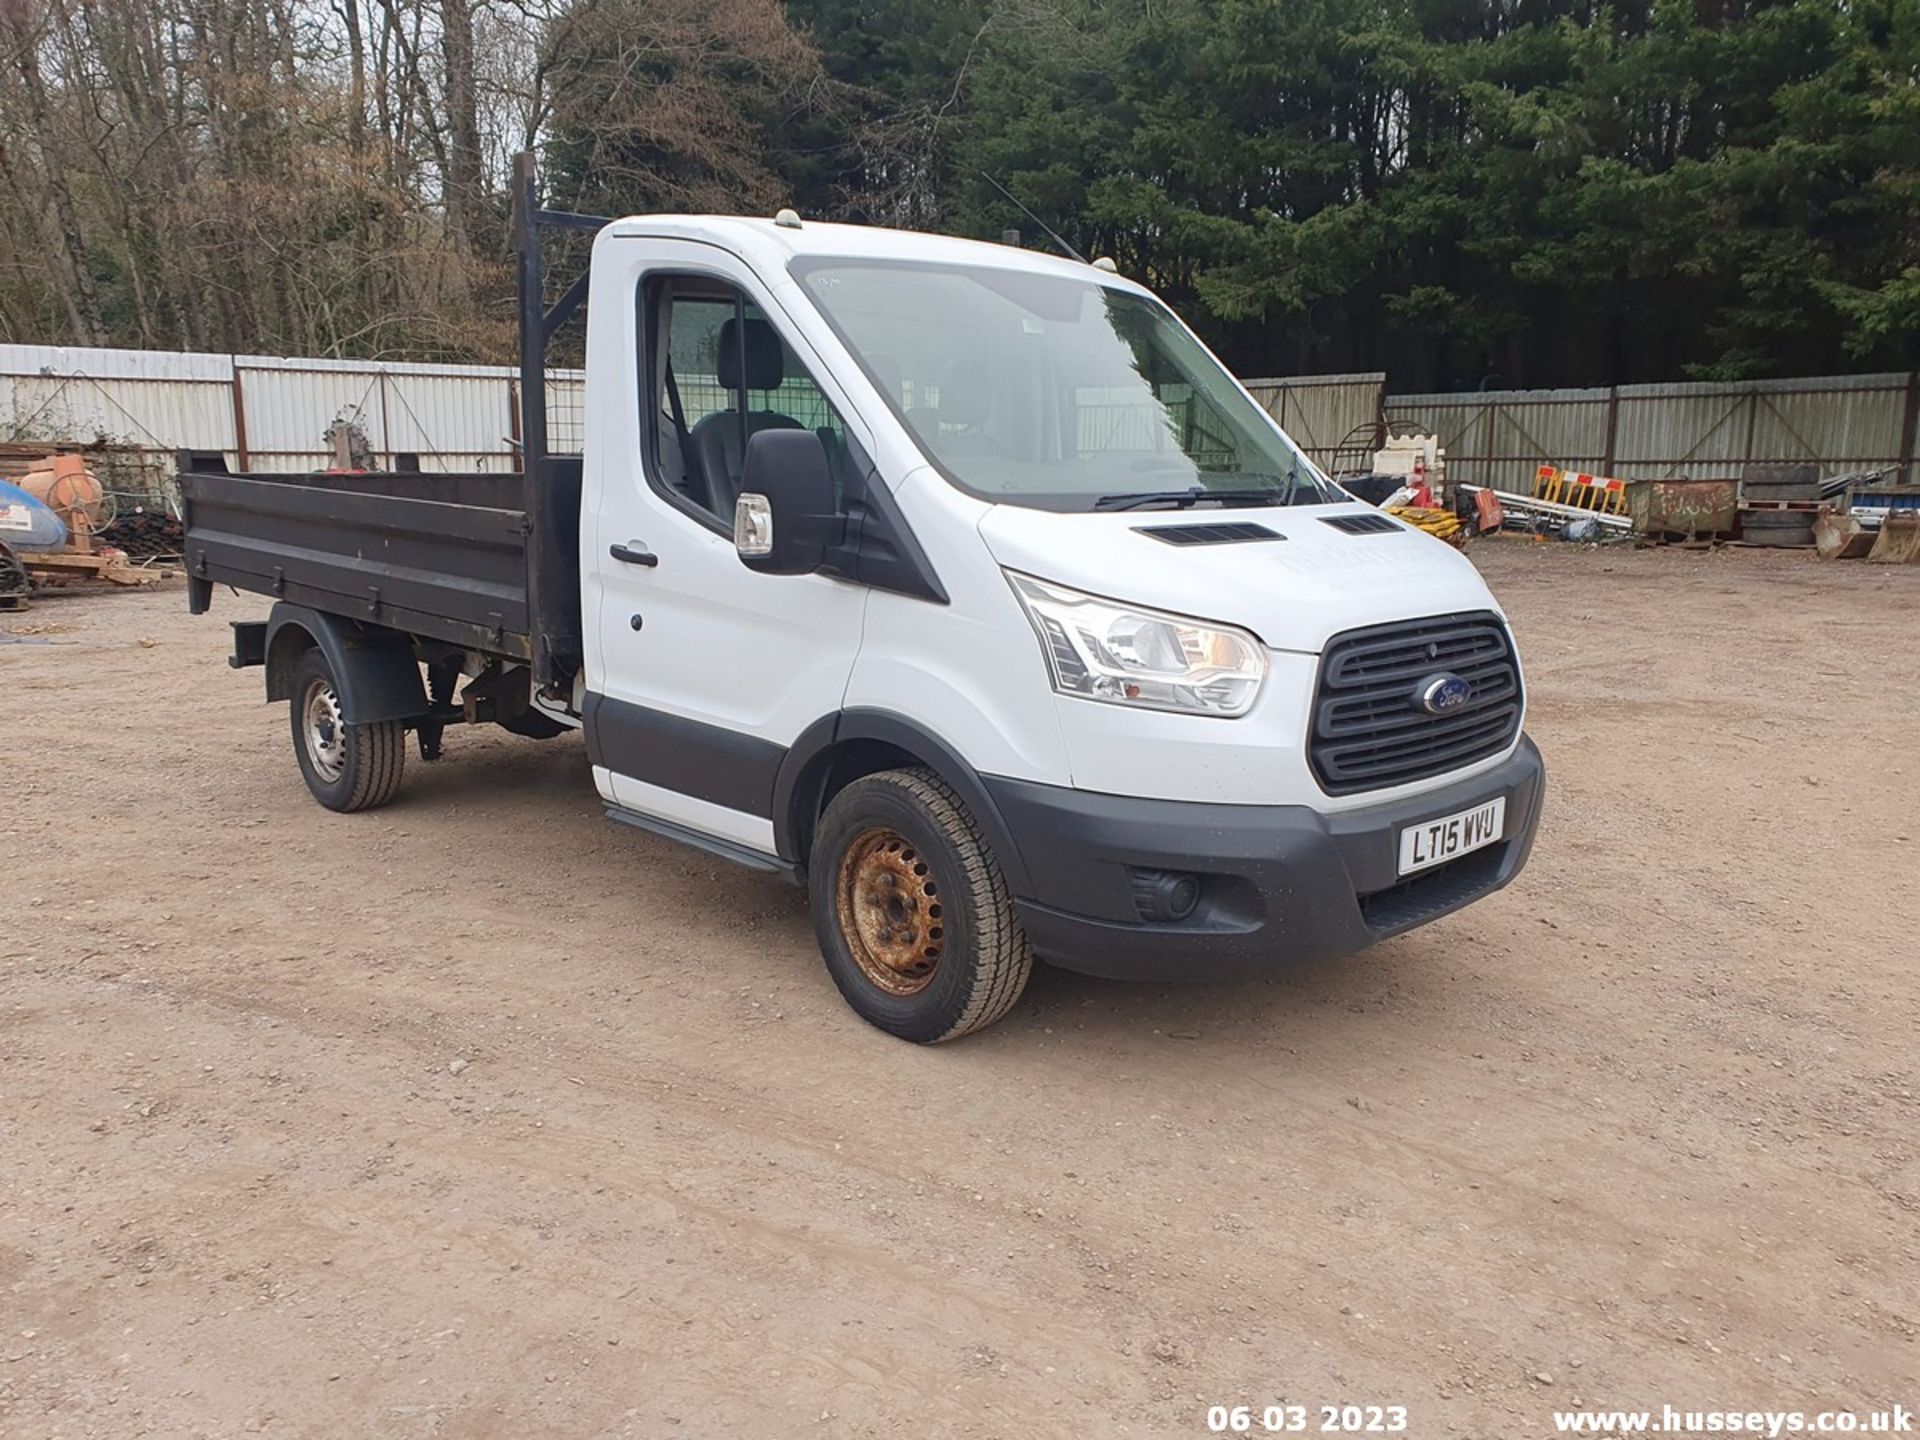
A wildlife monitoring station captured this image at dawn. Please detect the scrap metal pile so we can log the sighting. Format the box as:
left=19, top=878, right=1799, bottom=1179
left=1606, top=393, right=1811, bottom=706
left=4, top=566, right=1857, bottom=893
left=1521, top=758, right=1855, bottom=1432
left=1464, top=466, right=1635, bottom=542
left=0, top=453, right=162, bottom=611
left=1417, top=457, right=1920, bottom=561
left=1619, top=462, right=1919, bottom=560
left=1357, top=433, right=1472, bottom=546
left=1350, top=435, right=1635, bottom=547
left=1810, top=466, right=1920, bottom=562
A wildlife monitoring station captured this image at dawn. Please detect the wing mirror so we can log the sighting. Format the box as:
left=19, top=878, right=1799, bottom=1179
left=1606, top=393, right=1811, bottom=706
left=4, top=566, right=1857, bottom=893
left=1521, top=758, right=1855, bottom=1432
left=734, top=429, right=839, bottom=575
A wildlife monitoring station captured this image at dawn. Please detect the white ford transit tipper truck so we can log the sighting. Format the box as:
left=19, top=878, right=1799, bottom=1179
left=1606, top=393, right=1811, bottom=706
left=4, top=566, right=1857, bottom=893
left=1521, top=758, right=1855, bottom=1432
left=183, top=155, right=1544, bottom=1043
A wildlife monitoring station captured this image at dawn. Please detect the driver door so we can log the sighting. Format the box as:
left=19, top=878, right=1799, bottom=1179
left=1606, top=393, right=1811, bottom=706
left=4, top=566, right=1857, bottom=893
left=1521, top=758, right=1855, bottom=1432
left=582, top=239, right=868, bottom=859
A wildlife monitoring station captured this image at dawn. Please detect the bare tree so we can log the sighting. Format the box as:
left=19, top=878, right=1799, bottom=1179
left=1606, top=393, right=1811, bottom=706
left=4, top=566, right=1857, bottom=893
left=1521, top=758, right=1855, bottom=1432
left=1, top=0, right=107, bottom=344
left=0, top=0, right=827, bottom=361
left=440, top=0, right=484, bottom=248
left=542, top=0, right=824, bottom=216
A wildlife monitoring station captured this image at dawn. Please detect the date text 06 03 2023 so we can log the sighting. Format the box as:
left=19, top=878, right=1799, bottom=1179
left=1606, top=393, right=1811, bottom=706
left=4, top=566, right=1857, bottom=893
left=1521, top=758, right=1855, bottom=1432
left=1206, top=1404, right=1411, bottom=1435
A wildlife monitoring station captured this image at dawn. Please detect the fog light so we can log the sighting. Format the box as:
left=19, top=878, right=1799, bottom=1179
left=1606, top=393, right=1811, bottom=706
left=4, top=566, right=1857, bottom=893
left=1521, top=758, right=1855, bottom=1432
left=1130, top=868, right=1201, bottom=923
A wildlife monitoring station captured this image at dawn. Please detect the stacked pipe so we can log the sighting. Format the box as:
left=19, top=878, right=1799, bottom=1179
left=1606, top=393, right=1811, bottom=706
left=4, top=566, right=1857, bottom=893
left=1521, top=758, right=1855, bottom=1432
left=99, top=507, right=185, bottom=560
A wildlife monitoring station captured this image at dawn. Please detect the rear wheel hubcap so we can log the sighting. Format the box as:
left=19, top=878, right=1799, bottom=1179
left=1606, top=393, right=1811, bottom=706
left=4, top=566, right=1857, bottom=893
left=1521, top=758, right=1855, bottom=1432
left=302, top=677, right=347, bottom=784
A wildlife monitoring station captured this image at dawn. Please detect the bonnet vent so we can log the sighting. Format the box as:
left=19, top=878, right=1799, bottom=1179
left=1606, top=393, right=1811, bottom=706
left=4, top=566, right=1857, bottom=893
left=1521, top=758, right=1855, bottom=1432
left=1135, top=522, right=1284, bottom=546
left=1320, top=513, right=1402, bottom=535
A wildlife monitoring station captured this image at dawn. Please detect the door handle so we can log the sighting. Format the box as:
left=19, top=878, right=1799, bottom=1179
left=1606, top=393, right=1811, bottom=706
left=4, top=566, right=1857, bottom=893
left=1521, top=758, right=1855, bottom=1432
left=608, top=541, right=658, bottom=567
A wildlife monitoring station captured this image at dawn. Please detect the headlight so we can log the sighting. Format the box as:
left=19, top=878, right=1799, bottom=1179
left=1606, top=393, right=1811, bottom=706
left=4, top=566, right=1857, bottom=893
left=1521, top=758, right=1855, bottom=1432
left=1006, top=572, right=1266, bottom=717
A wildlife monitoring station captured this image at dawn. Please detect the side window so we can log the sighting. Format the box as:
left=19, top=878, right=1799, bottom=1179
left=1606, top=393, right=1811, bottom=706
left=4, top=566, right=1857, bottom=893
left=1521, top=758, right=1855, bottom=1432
left=643, top=279, right=850, bottom=526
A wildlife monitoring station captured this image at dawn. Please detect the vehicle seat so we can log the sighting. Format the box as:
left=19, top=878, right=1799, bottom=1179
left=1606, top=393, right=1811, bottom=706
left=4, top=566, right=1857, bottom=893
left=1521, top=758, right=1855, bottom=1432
left=928, top=356, right=1004, bottom=457
left=688, top=318, right=804, bottom=515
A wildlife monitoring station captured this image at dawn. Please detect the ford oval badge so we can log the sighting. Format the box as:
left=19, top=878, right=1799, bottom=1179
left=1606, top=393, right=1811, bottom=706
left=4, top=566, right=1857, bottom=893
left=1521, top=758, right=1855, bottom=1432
left=1417, top=672, right=1473, bottom=715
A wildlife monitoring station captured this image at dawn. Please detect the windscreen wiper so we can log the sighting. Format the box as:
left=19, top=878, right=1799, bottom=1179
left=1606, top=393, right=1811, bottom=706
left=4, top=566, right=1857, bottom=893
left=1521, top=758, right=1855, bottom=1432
left=1093, top=486, right=1293, bottom=512
left=1277, top=463, right=1299, bottom=509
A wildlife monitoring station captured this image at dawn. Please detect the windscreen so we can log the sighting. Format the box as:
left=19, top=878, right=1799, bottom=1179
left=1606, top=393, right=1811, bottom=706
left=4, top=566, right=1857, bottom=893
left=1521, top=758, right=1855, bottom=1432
left=792, top=258, right=1339, bottom=512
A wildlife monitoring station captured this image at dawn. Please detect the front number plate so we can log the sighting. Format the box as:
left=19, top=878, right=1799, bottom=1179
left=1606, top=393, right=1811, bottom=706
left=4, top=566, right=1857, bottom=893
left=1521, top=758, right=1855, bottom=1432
left=1397, top=796, right=1506, bottom=877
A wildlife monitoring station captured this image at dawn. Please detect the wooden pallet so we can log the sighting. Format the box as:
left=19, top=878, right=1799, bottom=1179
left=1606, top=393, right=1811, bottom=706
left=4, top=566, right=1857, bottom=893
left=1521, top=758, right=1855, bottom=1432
left=1636, top=527, right=1736, bottom=549
left=20, top=548, right=155, bottom=588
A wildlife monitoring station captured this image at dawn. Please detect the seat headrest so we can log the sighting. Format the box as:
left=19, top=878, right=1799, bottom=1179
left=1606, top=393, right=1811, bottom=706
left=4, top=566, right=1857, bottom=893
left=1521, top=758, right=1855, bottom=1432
left=866, top=353, right=904, bottom=407
left=717, top=317, right=785, bottom=392
left=939, top=356, right=992, bottom=429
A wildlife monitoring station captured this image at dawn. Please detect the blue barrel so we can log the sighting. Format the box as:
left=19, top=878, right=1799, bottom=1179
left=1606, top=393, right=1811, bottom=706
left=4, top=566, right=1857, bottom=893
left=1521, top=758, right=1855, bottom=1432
left=0, top=480, right=68, bottom=550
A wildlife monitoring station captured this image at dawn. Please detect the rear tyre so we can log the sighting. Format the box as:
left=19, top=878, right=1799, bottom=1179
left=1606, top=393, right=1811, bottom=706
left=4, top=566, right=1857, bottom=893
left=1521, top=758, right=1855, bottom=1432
left=809, top=768, right=1033, bottom=1043
left=289, top=647, right=407, bottom=812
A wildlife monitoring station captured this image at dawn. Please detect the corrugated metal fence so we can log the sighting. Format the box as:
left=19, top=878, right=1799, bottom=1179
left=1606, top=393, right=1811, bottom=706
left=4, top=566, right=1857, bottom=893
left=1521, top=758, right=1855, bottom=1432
left=2, top=343, right=1388, bottom=478
left=1243, top=373, right=1387, bottom=475
left=1388, top=373, right=1920, bottom=492
left=0, top=343, right=585, bottom=475
left=5, top=344, right=1914, bottom=493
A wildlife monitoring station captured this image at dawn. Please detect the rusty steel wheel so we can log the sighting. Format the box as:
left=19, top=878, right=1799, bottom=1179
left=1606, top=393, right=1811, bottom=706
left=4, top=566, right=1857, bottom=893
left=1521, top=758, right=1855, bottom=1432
left=810, top=768, right=1034, bottom=1043
left=835, top=827, right=946, bottom=996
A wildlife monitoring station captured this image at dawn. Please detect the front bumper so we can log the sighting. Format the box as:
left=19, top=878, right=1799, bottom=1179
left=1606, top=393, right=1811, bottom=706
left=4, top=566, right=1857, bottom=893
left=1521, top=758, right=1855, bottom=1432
left=982, top=736, right=1545, bottom=981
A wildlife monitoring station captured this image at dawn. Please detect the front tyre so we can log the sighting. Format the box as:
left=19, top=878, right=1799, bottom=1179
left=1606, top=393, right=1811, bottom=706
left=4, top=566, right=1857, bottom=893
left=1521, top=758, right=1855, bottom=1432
left=289, top=647, right=406, bottom=812
left=809, top=768, right=1033, bottom=1042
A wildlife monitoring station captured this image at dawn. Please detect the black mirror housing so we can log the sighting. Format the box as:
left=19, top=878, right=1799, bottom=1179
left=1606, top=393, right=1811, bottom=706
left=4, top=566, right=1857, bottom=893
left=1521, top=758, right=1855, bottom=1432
left=736, top=429, right=839, bottom=575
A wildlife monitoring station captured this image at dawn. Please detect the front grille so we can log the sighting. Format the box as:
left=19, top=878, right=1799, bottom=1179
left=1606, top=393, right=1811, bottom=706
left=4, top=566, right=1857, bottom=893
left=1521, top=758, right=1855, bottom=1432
left=1310, top=611, right=1521, bottom=794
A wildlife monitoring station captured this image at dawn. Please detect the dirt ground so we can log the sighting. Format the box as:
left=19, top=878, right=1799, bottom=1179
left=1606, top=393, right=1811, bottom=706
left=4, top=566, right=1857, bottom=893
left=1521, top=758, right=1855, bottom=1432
left=2, top=542, right=1916, bottom=1440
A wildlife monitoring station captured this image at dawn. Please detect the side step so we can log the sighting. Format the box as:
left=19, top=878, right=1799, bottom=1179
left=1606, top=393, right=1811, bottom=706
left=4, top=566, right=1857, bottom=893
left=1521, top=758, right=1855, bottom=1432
left=603, top=803, right=800, bottom=883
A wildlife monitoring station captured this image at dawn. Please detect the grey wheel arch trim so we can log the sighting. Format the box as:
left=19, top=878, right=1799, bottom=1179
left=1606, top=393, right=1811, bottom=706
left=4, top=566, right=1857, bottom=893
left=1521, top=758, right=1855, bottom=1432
left=770, top=709, right=1032, bottom=896
left=263, top=603, right=428, bottom=725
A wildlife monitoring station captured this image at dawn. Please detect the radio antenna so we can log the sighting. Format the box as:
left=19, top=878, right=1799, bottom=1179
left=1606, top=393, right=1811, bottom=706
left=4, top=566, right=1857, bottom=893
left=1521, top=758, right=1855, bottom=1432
left=980, top=172, right=1086, bottom=264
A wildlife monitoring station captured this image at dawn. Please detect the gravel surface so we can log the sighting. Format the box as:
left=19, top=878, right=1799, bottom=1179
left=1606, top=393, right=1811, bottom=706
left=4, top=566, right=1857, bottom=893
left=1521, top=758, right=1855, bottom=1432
left=2, top=542, right=1916, bottom=1437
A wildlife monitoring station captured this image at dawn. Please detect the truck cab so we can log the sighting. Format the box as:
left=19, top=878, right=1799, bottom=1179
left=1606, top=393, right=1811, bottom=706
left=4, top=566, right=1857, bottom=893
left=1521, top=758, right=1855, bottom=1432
left=185, top=176, right=1544, bottom=1043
